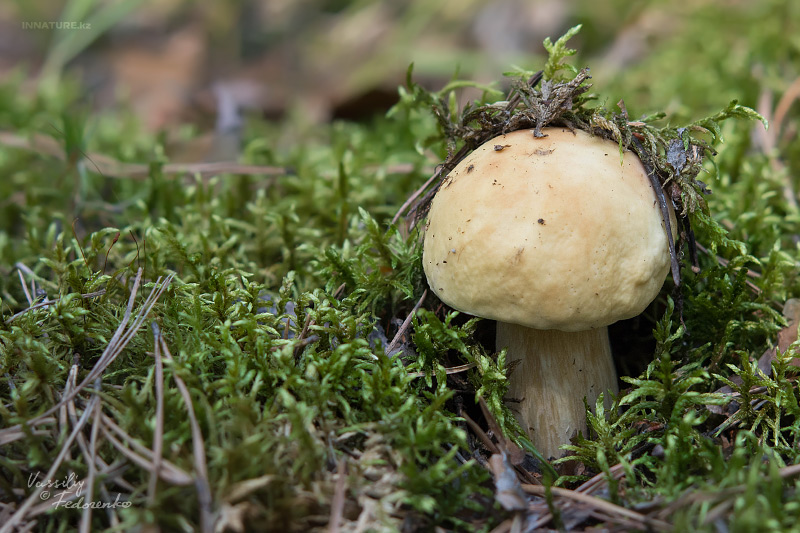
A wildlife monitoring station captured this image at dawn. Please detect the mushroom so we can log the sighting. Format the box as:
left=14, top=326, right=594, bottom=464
left=422, top=127, right=676, bottom=459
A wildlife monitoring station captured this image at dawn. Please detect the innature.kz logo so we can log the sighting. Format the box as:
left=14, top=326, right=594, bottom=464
left=22, top=21, right=91, bottom=30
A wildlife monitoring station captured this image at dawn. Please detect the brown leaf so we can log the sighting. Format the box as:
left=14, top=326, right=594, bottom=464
left=109, top=25, right=206, bottom=131
left=779, top=298, right=800, bottom=357
left=488, top=453, right=527, bottom=512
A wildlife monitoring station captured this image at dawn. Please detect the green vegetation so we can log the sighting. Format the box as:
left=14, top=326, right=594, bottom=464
left=2, top=2, right=800, bottom=531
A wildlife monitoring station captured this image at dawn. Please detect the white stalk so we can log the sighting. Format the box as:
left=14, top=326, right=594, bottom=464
left=496, top=323, right=618, bottom=459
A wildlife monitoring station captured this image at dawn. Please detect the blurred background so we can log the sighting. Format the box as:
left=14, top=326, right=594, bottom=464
left=1, top=0, right=796, bottom=139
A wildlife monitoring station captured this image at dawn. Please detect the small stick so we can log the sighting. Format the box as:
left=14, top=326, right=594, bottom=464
left=80, top=379, right=103, bottom=533
left=4, top=290, right=105, bottom=324
left=0, top=131, right=289, bottom=178
left=17, top=270, right=33, bottom=306
left=385, top=290, right=426, bottom=355
left=459, top=410, right=500, bottom=455
left=149, top=323, right=166, bottom=506
left=159, top=335, right=214, bottom=533
left=407, top=362, right=476, bottom=379
left=772, top=76, right=800, bottom=141
left=100, top=423, right=192, bottom=486
left=333, top=283, right=347, bottom=299
left=328, top=458, right=347, bottom=533
left=521, top=484, right=672, bottom=531
left=293, top=314, right=314, bottom=359
left=0, top=395, right=100, bottom=533
left=392, top=168, right=444, bottom=226
left=1, top=270, right=172, bottom=437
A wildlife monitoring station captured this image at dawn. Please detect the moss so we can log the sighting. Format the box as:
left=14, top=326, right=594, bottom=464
left=1, top=12, right=800, bottom=532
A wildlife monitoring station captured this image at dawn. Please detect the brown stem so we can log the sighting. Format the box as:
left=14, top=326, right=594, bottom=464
left=497, top=324, right=618, bottom=459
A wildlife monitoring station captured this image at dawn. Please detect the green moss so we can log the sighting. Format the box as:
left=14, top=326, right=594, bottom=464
left=2, top=10, right=800, bottom=531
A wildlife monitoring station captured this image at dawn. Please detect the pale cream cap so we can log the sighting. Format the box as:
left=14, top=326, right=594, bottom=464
left=422, top=127, right=675, bottom=332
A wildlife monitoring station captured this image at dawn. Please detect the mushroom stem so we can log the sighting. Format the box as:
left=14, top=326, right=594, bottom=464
left=496, top=323, right=618, bottom=459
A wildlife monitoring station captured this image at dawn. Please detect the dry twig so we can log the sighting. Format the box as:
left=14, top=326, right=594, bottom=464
left=157, top=333, right=214, bottom=533
left=0, top=131, right=288, bottom=178
left=0, top=268, right=172, bottom=440
left=99, top=414, right=193, bottom=486
left=0, top=395, right=100, bottom=533
left=149, top=323, right=167, bottom=506
left=407, top=362, right=476, bottom=379
left=328, top=458, right=348, bottom=533
left=4, top=290, right=105, bottom=324
left=522, top=484, right=672, bottom=531
left=385, top=289, right=427, bottom=355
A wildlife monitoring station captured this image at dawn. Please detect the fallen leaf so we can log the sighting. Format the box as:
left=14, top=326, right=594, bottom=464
left=779, top=298, right=800, bottom=358
left=488, top=452, right=527, bottom=511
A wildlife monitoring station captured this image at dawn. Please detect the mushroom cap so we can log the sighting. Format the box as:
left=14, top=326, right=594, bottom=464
left=422, top=127, right=675, bottom=332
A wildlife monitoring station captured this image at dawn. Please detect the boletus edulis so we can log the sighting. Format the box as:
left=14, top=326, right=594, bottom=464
left=423, top=127, right=676, bottom=459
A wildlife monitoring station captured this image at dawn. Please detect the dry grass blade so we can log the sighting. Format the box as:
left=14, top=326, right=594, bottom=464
left=527, top=463, right=627, bottom=528
left=157, top=162, right=287, bottom=177
left=702, top=498, right=735, bottom=526
left=64, top=368, right=130, bottom=493
left=696, top=243, right=762, bottom=293
left=60, top=364, right=92, bottom=530
left=780, top=462, right=800, bottom=479
left=100, top=421, right=193, bottom=486
left=0, top=131, right=289, bottom=178
left=0, top=426, right=52, bottom=446
left=58, top=366, right=73, bottom=462
left=588, top=508, right=654, bottom=531
left=13, top=261, right=35, bottom=277
left=0, top=269, right=173, bottom=437
left=4, top=290, right=105, bottom=324
left=80, top=381, right=103, bottom=533
left=487, top=513, right=525, bottom=533
left=657, top=486, right=746, bottom=522
left=407, top=362, right=476, bottom=379
left=328, top=458, right=347, bottom=533
left=391, top=169, right=443, bottom=226
left=158, top=335, right=214, bottom=533
left=772, top=76, right=800, bottom=141
left=224, top=476, right=275, bottom=503
left=487, top=519, right=511, bottom=533
left=661, top=460, right=800, bottom=525
left=100, top=411, right=192, bottom=485
left=755, top=79, right=800, bottom=210
left=459, top=410, right=500, bottom=456
left=521, top=484, right=672, bottom=531
left=17, top=269, right=33, bottom=305
left=99, top=269, right=146, bottom=363
left=0, top=395, right=100, bottom=533
left=292, top=313, right=315, bottom=360
left=385, top=289, right=426, bottom=355
left=575, top=463, right=626, bottom=495
left=149, top=323, right=167, bottom=506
